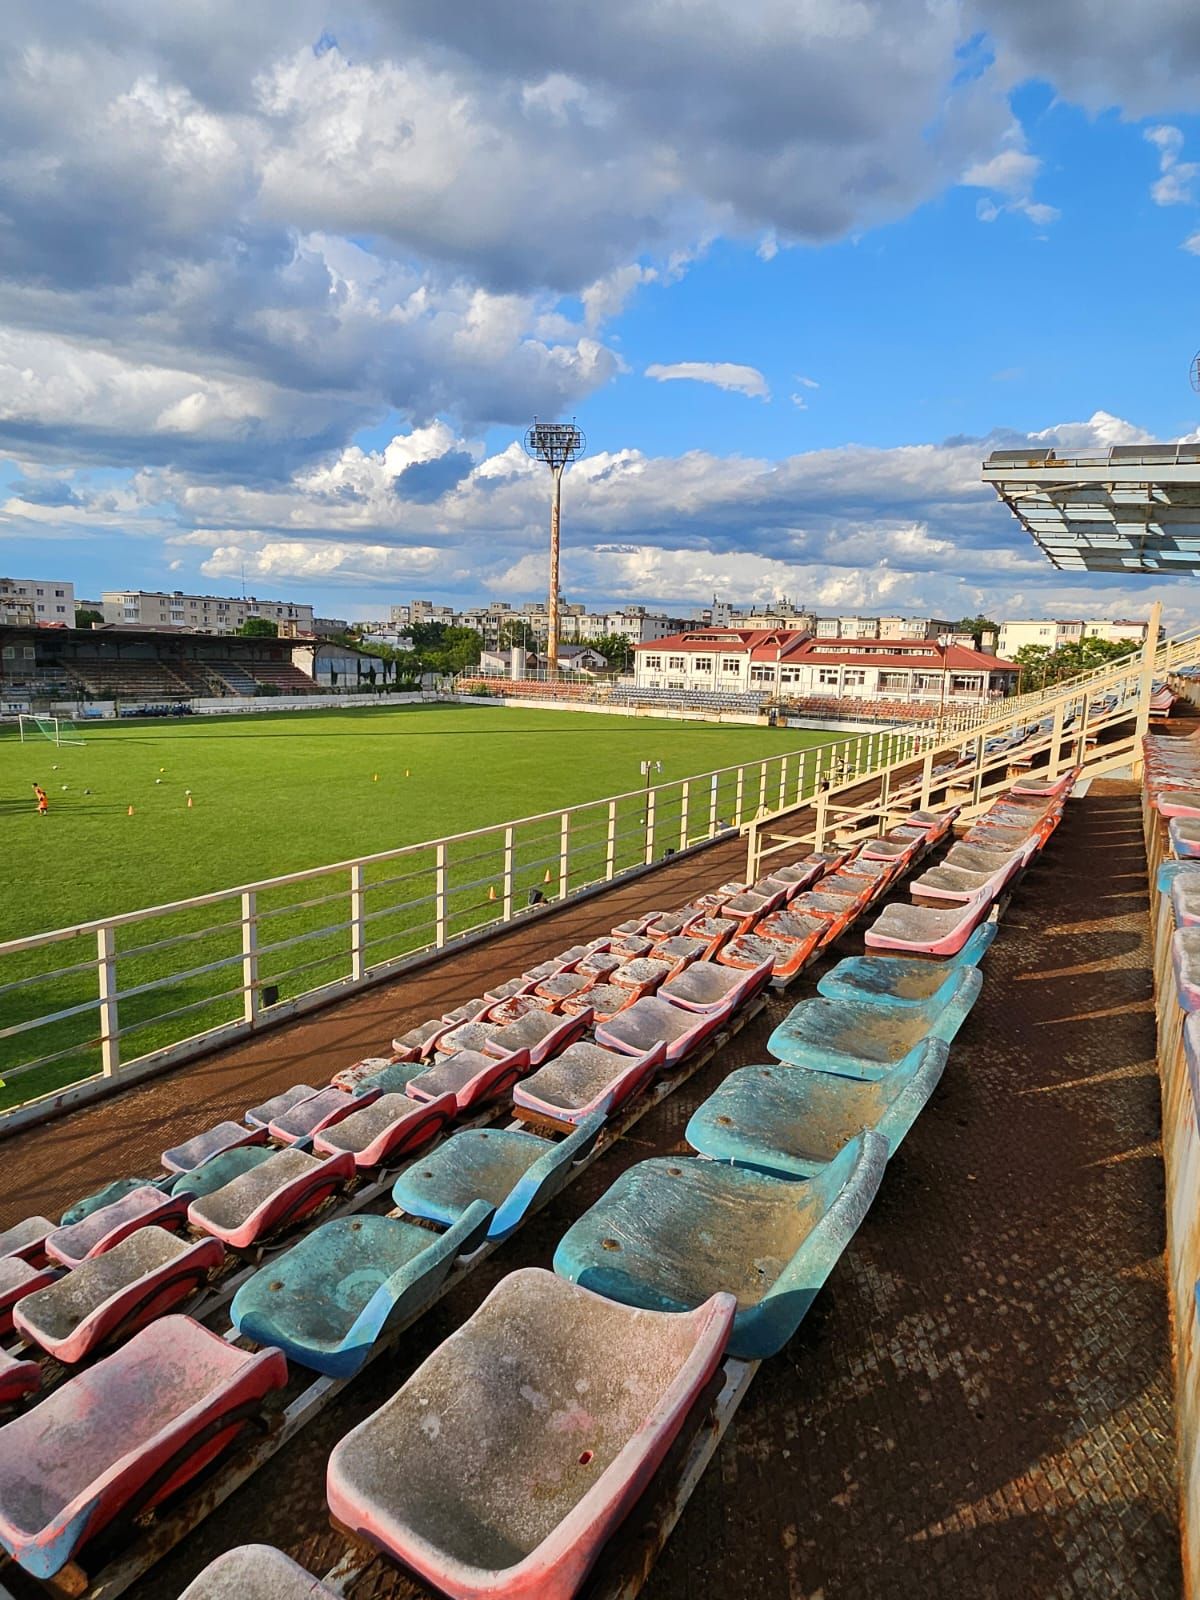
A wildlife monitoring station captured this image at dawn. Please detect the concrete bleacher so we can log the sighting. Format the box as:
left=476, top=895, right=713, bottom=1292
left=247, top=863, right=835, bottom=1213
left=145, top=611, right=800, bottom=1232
left=248, top=661, right=319, bottom=694
left=71, top=660, right=192, bottom=700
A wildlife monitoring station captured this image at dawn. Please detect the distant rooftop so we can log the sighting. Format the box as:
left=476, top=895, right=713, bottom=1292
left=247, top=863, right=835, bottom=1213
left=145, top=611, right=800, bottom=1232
left=983, top=445, right=1200, bottom=573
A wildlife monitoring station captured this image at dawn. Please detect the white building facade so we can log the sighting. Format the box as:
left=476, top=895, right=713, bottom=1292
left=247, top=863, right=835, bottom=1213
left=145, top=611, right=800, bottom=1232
left=997, top=617, right=1150, bottom=655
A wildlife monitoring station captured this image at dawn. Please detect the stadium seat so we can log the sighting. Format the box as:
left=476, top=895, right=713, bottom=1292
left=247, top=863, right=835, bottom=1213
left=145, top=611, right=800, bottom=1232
left=390, top=1115, right=604, bottom=1243
left=188, top=1149, right=355, bottom=1250
left=657, top=956, right=773, bottom=1013
left=230, top=1202, right=492, bottom=1379
left=1169, top=818, right=1200, bottom=859
left=59, top=1176, right=162, bottom=1227
left=0, top=1258, right=56, bottom=1337
left=0, top=1351, right=41, bottom=1407
left=314, top=1092, right=458, bottom=1169
left=595, top=993, right=735, bottom=1067
left=513, top=1041, right=667, bottom=1125
left=610, top=955, right=675, bottom=991
left=816, top=924, right=997, bottom=1006
left=325, top=1269, right=734, bottom=1600
left=482, top=1007, right=591, bottom=1067
left=244, top=1084, right=319, bottom=1130
left=535, top=970, right=596, bottom=1004
left=14, top=1228, right=223, bottom=1364
left=45, top=1187, right=190, bottom=1269
left=331, top=1056, right=399, bottom=1093
left=679, top=913, right=738, bottom=957
left=0, top=1218, right=54, bottom=1265
left=0, top=1317, right=287, bottom=1580
left=405, top=1047, right=529, bottom=1115
left=553, top=1134, right=886, bottom=1359
left=486, top=993, right=556, bottom=1027
left=390, top=1018, right=454, bottom=1058
left=161, top=1121, right=267, bottom=1175
left=864, top=893, right=996, bottom=958
left=268, top=1086, right=380, bottom=1146
left=767, top=966, right=983, bottom=1079
left=686, top=1042, right=949, bottom=1176
left=179, top=1545, right=339, bottom=1599
left=168, top=1146, right=275, bottom=1200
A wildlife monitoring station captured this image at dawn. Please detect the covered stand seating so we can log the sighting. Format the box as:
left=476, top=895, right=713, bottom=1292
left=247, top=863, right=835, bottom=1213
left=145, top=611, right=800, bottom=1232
left=685, top=1042, right=949, bottom=1178
left=767, top=966, right=983, bottom=1080
left=325, top=1269, right=734, bottom=1600
left=0, top=1317, right=287, bottom=1580
left=230, top=1202, right=493, bottom=1378
left=390, top=1114, right=604, bottom=1244
left=553, top=1134, right=886, bottom=1359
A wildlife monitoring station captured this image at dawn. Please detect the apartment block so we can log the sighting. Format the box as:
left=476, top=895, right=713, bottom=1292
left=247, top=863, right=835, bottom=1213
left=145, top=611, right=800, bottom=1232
left=0, top=576, right=75, bottom=626
left=101, top=589, right=315, bottom=635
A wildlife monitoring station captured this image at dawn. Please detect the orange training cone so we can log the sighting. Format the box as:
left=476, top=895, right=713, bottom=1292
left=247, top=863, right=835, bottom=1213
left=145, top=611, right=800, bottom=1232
left=543, top=868, right=553, bottom=884
left=488, top=885, right=497, bottom=902
left=127, top=805, right=134, bottom=816
left=186, top=795, right=193, bottom=809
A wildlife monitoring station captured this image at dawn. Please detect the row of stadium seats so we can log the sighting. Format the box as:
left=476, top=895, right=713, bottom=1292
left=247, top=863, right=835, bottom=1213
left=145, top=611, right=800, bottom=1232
left=176, top=770, right=1075, bottom=1599
left=0, top=807, right=964, bottom=1585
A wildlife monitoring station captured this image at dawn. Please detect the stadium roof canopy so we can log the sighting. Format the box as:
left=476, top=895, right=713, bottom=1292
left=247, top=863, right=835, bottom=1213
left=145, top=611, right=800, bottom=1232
left=982, top=444, right=1200, bottom=573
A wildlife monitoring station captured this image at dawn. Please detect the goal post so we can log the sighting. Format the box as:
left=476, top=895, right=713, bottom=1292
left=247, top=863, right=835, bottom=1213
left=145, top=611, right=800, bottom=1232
left=17, top=714, right=85, bottom=747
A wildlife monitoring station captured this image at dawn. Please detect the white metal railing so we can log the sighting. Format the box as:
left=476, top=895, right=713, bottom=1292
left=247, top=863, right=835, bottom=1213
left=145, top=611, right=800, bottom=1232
left=0, top=723, right=916, bottom=1126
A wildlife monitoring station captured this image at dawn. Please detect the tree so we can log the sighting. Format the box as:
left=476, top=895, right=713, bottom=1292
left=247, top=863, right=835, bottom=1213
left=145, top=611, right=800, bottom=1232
left=74, top=607, right=103, bottom=628
left=954, top=614, right=998, bottom=638
left=238, top=618, right=278, bottom=637
left=1013, top=635, right=1140, bottom=691
left=577, top=633, right=633, bottom=672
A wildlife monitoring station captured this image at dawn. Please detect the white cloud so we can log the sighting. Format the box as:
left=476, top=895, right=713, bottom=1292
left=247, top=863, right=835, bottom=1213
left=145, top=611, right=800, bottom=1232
left=1184, top=232, right=1200, bottom=254
left=790, top=394, right=809, bottom=409
left=963, top=126, right=1058, bottom=226
left=1145, top=122, right=1199, bottom=205
left=794, top=376, right=820, bottom=390
left=645, top=362, right=770, bottom=400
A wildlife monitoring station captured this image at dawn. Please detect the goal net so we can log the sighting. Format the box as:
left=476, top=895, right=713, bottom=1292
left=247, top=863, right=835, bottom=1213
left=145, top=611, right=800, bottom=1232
left=17, top=714, right=85, bottom=747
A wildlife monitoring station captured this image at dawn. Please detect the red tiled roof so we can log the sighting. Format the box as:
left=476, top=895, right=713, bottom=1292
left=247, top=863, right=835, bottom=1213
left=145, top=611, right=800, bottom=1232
left=636, top=630, right=1015, bottom=672
left=634, top=627, right=810, bottom=655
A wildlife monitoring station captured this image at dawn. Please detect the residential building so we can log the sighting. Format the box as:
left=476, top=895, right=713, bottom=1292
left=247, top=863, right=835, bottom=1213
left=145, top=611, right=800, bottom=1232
left=633, top=628, right=1016, bottom=705
left=101, top=589, right=315, bottom=635
left=997, top=617, right=1150, bottom=655
left=877, top=615, right=957, bottom=640
left=0, top=576, right=75, bottom=625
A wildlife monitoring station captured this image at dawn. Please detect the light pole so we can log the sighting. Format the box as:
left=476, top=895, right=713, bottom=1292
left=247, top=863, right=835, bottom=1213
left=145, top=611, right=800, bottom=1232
left=523, top=420, right=586, bottom=676
left=640, top=757, right=662, bottom=826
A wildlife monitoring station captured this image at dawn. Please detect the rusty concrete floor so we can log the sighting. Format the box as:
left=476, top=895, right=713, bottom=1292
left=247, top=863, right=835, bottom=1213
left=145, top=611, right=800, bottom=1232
left=0, top=783, right=1181, bottom=1600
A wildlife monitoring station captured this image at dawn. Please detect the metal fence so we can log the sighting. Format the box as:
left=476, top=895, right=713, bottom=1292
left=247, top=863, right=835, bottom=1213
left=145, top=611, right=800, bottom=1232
left=0, top=723, right=917, bottom=1126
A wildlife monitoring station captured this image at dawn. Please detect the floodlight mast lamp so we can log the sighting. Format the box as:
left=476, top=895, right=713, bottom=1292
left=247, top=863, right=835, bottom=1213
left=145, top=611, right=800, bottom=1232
left=523, top=419, right=586, bottom=671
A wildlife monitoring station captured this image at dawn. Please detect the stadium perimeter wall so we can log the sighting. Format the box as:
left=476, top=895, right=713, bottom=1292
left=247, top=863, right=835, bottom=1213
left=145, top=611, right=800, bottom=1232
left=16, top=691, right=431, bottom=720
left=449, top=691, right=882, bottom=733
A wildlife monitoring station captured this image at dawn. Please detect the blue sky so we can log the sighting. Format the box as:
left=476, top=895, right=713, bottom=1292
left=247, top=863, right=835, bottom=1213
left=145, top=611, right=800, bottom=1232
left=3, top=1, right=1200, bottom=626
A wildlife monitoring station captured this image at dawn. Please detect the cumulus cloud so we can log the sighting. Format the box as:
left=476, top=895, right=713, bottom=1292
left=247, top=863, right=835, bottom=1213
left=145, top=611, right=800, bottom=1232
left=645, top=362, right=770, bottom=400
left=962, top=127, right=1058, bottom=226
left=1145, top=123, right=1199, bottom=206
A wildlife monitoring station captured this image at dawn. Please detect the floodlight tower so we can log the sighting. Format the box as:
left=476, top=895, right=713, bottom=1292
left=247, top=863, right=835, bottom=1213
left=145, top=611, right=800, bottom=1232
left=523, top=418, right=586, bottom=673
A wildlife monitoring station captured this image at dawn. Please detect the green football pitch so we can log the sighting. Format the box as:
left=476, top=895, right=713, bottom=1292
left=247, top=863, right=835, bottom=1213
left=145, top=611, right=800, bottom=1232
left=1, top=704, right=846, bottom=1106
left=1, top=704, right=829, bottom=942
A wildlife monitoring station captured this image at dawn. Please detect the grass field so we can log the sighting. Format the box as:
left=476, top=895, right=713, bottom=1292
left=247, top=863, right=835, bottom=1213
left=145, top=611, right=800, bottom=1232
left=1, top=703, right=850, bottom=1106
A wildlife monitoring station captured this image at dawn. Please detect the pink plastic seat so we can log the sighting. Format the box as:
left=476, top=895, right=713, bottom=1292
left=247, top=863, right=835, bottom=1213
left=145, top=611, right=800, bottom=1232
left=482, top=1008, right=590, bottom=1068
left=595, top=995, right=729, bottom=1067
left=268, top=1086, right=379, bottom=1146
left=657, top=957, right=773, bottom=1014
left=611, top=957, right=675, bottom=991
left=513, top=1041, right=667, bottom=1125
left=314, top=1092, right=458, bottom=1168
left=161, top=1121, right=267, bottom=1175
left=0, top=1317, right=286, bottom=1580
left=331, top=1056, right=401, bottom=1093
left=390, top=1018, right=453, bottom=1058
left=188, top=1149, right=355, bottom=1250
left=0, top=1350, right=40, bottom=1407
left=865, top=892, right=994, bottom=957
left=0, top=1218, right=54, bottom=1265
left=487, top=994, right=556, bottom=1027
left=326, top=1270, right=734, bottom=1600
left=14, top=1228, right=224, bottom=1364
left=0, top=1258, right=56, bottom=1336
left=406, top=1047, right=529, bottom=1115
left=179, top=1545, right=340, bottom=1598
left=45, top=1188, right=190, bottom=1269
left=559, top=983, right=635, bottom=1022
left=244, top=1083, right=318, bottom=1130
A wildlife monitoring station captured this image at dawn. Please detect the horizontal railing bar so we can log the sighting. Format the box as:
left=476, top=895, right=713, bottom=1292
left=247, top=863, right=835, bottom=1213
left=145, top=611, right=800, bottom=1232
left=0, top=954, right=100, bottom=1000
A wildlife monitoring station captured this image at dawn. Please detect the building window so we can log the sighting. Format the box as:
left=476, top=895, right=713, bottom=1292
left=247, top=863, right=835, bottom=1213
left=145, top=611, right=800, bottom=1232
left=55, top=589, right=63, bottom=597
left=750, top=665, right=775, bottom=683
left=843, top=670, right=866, bottom=686
left=644, top=655, right=662, bottom=671
left=879, top=672, right=909, bottom=692
left=721, top=656, right=741, bottom=673
left=817, top=668, right=840, bottom=686
left=667, top=655, right=685, bottom=670
left=55, top=605, right=65, bottom=613
left=694, top=656, right=713, bottom=673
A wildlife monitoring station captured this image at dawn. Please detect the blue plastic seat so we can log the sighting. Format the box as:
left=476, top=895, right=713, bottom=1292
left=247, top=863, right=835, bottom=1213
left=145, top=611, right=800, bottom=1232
left=685, top=1040, right=948, bottom=1176
left=552, top=1135, right=886, bottom=1359
left=767, top=965, right=982, bottom=1080
left=815, top=924, right=996, bottom=1007
left=390, top=1113, right=604, bottom=1242
left=167, top=1145, right=275, bottom=1199
left=230, top=1202, right=492, bottom=1377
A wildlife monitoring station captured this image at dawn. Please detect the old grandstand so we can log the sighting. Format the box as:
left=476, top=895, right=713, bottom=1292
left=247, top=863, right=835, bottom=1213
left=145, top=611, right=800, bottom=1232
left=0, top=617, right=1193, bottom=1600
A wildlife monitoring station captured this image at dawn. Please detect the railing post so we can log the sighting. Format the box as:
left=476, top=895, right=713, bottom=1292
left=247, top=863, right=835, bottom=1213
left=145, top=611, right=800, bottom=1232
left=709, top=773, right=719, bottom=836
left=96, top=925, right=120, bottom=1077
left=605, top=802, right=617, bottom=877
left=241, top=890, right=260, bottom=1024
left=920, top=750, right=934, bottom=809
left=503, top=826, right=514, bottom=919
left=814, top=788, right=829, bottom=851
left=734, top=767, right=745, bottom=827
left=644, top=789, right=657, bottom=864
left=1133, top=599, right=1164, bottom=775
left=678, top=780, right=690, bottom=850
left=559, top=812, right=570, bottom=900
left=349, top=868, right=365, bottom=983
left=745, top=818, right=759, bottom=882
left=435, top=842, right=447, bottom=949
left=757, top=760, right=768, bottom=817
left=778, top=757, right=788, bottom=811
left=1049, top=697, right=1066, bottom=775
left=797, top=750, right=808, bottom=804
